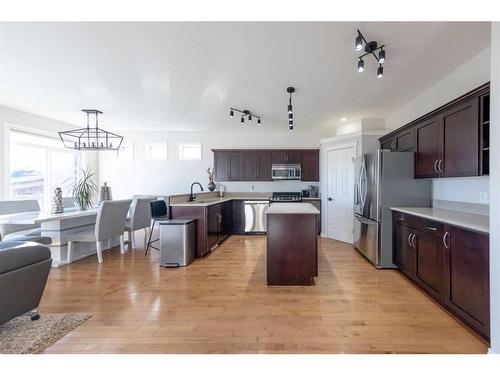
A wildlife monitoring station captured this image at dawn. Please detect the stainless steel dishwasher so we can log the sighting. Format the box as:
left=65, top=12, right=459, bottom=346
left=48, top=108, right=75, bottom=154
left=244, top=200, right=269, bottom=233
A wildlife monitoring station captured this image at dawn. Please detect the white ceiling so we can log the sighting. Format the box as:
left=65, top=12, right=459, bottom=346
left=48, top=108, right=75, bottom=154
left=0, top=22, right=491, bottom=134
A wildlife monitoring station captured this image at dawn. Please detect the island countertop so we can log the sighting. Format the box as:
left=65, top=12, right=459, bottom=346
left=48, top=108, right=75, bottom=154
left=266, top=202, right=320, bottom=215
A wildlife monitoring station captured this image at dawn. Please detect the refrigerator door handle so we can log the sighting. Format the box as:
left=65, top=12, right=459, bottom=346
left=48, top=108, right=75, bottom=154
left=354, top=183, right=360, bottom=205
left=359, top=161, right=367, bottom=209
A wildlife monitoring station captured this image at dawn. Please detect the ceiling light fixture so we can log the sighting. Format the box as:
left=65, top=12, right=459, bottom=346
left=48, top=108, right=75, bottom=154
left=354, top=29, right=387, bottom=79
left=59, top=109, right=123, bottom=151
left=377, top=64, right=384, bottom=79
left=341, top=117, right=347, bottom=122
left=230, top=107, right=261, bottom=125
left=378, top=48, right=386, bottom=64
left=287, top=87, right=295, bottom=131
left=357, top=58, right=364, bottom=73
left=355, top=32, right=363, bottom=51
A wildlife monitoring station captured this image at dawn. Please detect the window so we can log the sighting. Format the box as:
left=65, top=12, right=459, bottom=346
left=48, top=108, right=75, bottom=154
left=145, top=142, right=168, bottom=160
left=178, top=143, right=202, bottom=161
left=8, top=129, right=80, bottom=210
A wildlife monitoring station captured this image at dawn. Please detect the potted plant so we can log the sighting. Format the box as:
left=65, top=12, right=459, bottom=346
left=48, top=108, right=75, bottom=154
left=69, top=167, right=99, bottom=210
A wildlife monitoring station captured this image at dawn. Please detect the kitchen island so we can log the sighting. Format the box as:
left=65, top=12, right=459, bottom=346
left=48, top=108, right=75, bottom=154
left=266, top=202, right=320, bottom=286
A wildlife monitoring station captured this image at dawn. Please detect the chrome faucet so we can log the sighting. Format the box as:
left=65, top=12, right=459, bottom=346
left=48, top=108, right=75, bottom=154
left=188, top=182, right=204, bottom=201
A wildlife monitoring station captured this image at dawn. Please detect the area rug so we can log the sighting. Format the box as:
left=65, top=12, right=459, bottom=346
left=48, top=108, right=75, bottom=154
left=0, top=313, right=91, bottom=354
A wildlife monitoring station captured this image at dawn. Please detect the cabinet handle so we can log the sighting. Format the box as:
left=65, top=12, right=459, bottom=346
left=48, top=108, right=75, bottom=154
left=411, top=234, right=417, bottom=248
left=438, top=159, right=444, bottom=174
left=408, top=233, right=412, bottom=247
left=425, top=226, right=437, bottom=231
left=443, top=232, right=450, bottom=249
left=395, top=217, right=405, bottom=221
left=434, top=160, right=439, bottom=173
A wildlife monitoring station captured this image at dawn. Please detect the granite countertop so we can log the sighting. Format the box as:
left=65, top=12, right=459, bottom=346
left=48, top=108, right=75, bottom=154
left=169, top=194, right=320, bottom=207
left=391, top=207, right=489, bottom=234
left=266, top=202, right=320, bottom=215
left=169, top=196, right=269, bottom=207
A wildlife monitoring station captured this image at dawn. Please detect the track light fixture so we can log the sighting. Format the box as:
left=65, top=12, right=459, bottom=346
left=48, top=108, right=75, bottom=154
left=287, top=87, right=295, bottom=131
left=377, top=64, right=384, bottom=79
left=229, top=107, right=262, bottom=125
left=355, top=32, right=363, bottom=51
left=354, top=29, right=387, bottom=79
left=357, top=58, right=364, bottom=73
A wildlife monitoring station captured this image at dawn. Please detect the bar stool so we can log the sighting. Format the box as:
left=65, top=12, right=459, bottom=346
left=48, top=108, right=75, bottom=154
left=145, top=200, right=169, bottom=256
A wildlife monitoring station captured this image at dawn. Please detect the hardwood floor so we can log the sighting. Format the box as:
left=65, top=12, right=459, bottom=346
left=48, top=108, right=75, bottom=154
left=40, top=235, right=488, bottom=353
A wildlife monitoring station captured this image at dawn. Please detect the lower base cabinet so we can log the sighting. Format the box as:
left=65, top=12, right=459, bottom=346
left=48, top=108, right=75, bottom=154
left=392, top=212, right=490, bottom=340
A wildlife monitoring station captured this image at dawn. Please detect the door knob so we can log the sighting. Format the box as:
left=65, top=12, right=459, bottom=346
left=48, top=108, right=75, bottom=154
left=328, top=197, right=333, bottom=201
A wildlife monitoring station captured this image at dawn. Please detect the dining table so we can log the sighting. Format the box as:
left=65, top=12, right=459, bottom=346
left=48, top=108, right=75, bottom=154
left=0, top=208, right=119, bottom=267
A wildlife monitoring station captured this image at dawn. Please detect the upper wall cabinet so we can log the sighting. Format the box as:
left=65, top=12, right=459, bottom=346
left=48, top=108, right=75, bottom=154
left=212, top=149, right=319, bottom=182
left=380, top=83, right=490, bottom=179
left=415, top=97, right=480, bottom=178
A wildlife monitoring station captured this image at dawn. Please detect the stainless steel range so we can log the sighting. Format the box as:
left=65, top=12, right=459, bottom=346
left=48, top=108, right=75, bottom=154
left=269, top=192, right=303, bottom=202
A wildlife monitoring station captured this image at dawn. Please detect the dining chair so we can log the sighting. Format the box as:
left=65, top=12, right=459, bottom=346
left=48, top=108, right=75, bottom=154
left=125, top=197, right=154, bottom=250
left=67, top=199, right=132, bottom=264
left=145, top=199, right=169, bottom=256
left=0, top=199, right=41, bottom=241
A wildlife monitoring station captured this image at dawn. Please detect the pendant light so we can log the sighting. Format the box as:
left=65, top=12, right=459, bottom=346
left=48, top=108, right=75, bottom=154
left=357, top=58, right=365, bottom=73
left=377, top=64, right=384, bottom=79
left=287, top=87, right=295, bottom=131
left=59, top=109, right=124, bottom=151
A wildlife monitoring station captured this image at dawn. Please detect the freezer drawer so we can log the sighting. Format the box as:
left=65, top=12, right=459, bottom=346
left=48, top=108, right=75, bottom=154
left=353, top=214, right=380, bottom=267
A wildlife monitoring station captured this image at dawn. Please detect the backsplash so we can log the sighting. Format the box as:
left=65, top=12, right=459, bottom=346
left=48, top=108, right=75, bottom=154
left=433, top=199, right=489, bottom=216
left=219, top=181, right=319, bottom=193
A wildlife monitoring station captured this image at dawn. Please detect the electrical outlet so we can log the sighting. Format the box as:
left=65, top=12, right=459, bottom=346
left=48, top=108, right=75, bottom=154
left=479, top=192, right=488, bottom=204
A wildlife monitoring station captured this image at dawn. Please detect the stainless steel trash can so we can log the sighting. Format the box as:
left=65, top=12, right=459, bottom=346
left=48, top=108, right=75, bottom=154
left=159, top=219, right=196, bottom=267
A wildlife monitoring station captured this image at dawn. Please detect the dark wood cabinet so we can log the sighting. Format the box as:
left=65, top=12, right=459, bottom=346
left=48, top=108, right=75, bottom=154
left=214, top=151, right=230, bottom=181
left=442, top=98, right=480, bottom=177
left=415, top=116, right=443, bottom=178
left=393, top=222, right=416, bottom=278
left=271, top=150, right=301, bottom=164
left=243, top=151, right=272, bottom=181
left=228, top=152, right=245, bottom=181
left=207, top=212, right=219, bottom=250
left=214, top=151, right=245, bottom=181
left=381, top=129, right=414, bottom=152
left=380, top=83, right=489, bottom=179
left=445, top=227, right=490, bottom=336
left=392, top=211, right=490, bottom=340
left=300, top=150, right=320, bottom=181
left=232, top=200, right=245, bottom=234
left=213, top=149, right=318, bottom=182
left=416, top=231, right=445, bottom=299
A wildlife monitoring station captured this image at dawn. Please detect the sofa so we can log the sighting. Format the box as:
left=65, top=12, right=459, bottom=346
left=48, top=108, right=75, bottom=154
left=0, top=241, right=52, bottom=325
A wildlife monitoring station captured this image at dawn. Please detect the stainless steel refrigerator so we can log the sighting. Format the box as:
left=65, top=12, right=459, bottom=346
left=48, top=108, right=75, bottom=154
left=353, top=150, right=431, bottom=268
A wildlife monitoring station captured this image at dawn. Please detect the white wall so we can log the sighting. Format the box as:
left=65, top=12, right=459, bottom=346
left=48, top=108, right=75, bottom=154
left=0, top=105, right=99, bottom=200
left=488, top=22, right=500, bottom=355
left=432, top=177, right=490, bottom=204
left=98, top=130, right=323, bottom=199
left=384, top=48, right=491, bottom=205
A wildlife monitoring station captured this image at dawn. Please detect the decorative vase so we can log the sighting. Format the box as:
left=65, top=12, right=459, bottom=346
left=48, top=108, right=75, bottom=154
left=51, top=187, right=64, bottom=214
left=206, top=167, right=216, bottom=191
left=99, top=182, right=113, bottom=203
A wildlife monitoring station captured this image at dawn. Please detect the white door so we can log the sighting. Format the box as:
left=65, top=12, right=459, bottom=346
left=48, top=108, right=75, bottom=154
left=326, top=146, right=355, bottom=243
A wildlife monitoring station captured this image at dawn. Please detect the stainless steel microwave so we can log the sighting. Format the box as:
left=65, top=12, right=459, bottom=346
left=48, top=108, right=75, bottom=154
left=271, top=164, right=302, bottom=180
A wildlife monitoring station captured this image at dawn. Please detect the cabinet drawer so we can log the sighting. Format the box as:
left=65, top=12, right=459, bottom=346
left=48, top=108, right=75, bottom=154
left=392, top=211, right=444, bottom=237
